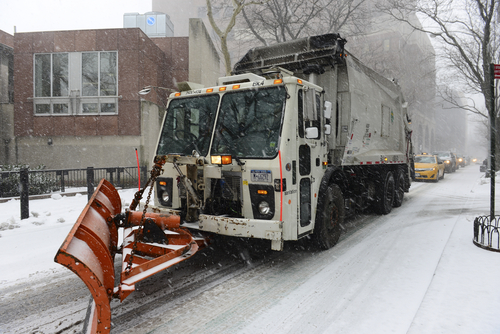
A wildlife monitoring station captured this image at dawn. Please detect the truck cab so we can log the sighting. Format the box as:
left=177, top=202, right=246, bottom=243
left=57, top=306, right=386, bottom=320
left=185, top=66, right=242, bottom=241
left=152, top=70, right=331, bottom=251
left=150, top=34, right=412, bottom=251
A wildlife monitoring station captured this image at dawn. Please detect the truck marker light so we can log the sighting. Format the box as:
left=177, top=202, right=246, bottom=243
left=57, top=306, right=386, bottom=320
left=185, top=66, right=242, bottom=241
left=159, top=181, right=167, bottom=186
left=232, top=85, right=240, bottom=89
left=206, top=88, right=214, bottom=93
left=211, top=155, right=232, bottom=165
left=221, top=155, right=232, bottom=164
left=219, top=87, right=227, bottom=91
left=175, top=92, right=181, bottom=97
left=274, top=79, right=283, bottom=84
left=211, top=155, right=221, bottom=164
left=297, top=79, right=303, bottom=84
left=257, top=189, right=268, bottom=195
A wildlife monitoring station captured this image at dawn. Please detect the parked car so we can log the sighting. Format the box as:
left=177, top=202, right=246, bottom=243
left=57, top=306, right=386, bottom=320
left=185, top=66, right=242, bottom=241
left=433, top=151, right=457, bottom=173
left=414, top=154, right=445, bottom=182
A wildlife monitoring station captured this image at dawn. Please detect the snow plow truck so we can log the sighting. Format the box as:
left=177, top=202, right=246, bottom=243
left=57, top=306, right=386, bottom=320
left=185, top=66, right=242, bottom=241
left=55, top=33, right=412, bottom=333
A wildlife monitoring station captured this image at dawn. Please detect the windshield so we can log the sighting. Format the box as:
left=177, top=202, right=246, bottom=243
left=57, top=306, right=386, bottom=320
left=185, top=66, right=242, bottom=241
left=157, top=94, right=220, bottom=156
left=211, top=87, right=286, bottom=158
left=415, top=156, right=437, bottom=164
left=434, top=152, right=451, bottom=159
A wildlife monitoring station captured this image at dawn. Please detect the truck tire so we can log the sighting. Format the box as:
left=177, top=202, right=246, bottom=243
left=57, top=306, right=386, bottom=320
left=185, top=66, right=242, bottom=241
left=393, top=169, right=405, bottom=208
left=375, top=171, right=395, bottom=215
left=314, top=184, right=344, bottom=250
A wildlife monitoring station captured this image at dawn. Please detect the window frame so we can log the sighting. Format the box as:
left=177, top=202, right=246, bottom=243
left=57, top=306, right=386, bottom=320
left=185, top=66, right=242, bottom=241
left=33, top=51, right=119, bottom=116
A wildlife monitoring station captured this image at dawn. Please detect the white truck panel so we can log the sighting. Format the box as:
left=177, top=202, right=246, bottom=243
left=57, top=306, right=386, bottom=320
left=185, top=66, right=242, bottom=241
left=340, top=55, right=407, bottom=166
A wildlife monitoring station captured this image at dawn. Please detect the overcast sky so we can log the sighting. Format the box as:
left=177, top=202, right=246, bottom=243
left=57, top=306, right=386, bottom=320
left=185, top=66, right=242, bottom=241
left=0, top=0, right=152, bottom=34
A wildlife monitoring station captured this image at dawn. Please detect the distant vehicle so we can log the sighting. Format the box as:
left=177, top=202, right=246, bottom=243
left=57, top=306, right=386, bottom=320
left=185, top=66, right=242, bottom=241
left=472, top=157, right=480, bottom=164
left=433, top=151, right=457, bottom=173
left=456, top=154, right=466, bottom=167
left=414, top=154, right=445, bottom=182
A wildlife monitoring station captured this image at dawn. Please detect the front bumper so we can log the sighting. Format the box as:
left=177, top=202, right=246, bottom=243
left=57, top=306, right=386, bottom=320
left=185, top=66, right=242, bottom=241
left=414, top=170, right=437, bottom=180
left=149, top=205, right=284, bottom=250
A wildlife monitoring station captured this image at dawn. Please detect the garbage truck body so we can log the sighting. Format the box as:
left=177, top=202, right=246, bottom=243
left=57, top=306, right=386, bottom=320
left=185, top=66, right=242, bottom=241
left=151, top=33, right=412, bottom=251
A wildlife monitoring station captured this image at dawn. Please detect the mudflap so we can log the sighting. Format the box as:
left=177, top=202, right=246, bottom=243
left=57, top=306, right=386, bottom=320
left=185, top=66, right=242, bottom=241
left=54, top=179, right=209, bottom=334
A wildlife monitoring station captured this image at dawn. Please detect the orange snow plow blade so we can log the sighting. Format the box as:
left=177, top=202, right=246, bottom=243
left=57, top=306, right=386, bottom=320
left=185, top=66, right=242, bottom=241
left=54, top=179, right=208, bottom=334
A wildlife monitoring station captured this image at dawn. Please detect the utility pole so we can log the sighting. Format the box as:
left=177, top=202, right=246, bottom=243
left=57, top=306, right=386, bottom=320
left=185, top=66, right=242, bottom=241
left=490, top=63, right=500, bottom=220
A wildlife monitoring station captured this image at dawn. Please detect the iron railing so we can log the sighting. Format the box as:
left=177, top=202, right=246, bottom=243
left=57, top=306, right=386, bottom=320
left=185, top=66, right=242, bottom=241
left=473, top=215, right=500, bottom=252
left=0, top=166, right=148, bottom=198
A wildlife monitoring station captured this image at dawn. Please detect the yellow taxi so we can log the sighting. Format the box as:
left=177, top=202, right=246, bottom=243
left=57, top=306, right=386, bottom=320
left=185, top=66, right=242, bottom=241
left=414, top=154, right=445, bottom=182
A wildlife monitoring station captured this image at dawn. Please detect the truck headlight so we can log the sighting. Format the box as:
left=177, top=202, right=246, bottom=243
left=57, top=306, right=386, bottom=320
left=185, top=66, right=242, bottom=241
left=258, top=201, right=271, bottom=215
left=249, top=184, right=275, bottom=220
left=157, top=177, right=173, bottom=207
left=161, top=191, right=170, bottom=203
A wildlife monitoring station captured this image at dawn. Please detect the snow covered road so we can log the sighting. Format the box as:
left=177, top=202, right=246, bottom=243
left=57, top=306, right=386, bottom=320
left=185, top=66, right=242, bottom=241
left=0, top=165, right=499, bottom=334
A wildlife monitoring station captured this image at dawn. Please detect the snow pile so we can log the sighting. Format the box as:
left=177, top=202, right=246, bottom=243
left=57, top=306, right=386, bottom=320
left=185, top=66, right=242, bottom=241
left=0, top=188, right=138, bottom=283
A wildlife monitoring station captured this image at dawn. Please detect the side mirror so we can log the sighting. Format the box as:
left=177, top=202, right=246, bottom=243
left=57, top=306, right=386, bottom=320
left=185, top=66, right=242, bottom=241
left=324, top=101, right=332, bottom=119
left=305, top=127, right=319, bottom=139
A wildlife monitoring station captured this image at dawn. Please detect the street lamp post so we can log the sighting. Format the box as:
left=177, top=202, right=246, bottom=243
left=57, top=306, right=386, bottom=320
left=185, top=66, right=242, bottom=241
left=490, top=64, right=500, bottom=220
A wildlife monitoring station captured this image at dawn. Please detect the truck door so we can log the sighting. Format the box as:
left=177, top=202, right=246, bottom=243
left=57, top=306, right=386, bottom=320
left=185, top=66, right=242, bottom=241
left=297, top=87, right=323, bottom=238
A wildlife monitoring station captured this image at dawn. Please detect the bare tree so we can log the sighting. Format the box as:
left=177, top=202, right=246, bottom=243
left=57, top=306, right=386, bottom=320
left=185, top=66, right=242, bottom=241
left=206, top=0, right=264, bottom=75
left=239, top=0, right=370, bottom=46
left=376, top=0, right=499, bottom=120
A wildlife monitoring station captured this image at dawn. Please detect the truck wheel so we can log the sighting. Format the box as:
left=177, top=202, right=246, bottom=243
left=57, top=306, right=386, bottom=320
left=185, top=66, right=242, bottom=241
left=314, top=184, right=344, bottom=250
left=393, top=170, right=405, bottom=208
left=375, top=171, right=395, bottom=214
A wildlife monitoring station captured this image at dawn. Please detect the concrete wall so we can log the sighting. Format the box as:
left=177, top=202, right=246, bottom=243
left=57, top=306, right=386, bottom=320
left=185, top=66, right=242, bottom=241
left=0, top=30, right=14, bottom=166
left=0, top=103, right=14, bottom=166
left=152, top=0, right=207, bottom=37
left=13, top=100, right=163, bottom=170
left=139, top=100, right=164, bottom=168
left=188, top=18, right=221, bottom=86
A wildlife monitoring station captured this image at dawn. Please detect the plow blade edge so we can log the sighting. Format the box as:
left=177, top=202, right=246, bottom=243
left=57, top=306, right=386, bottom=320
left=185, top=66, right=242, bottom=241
left=54, top=179, right=120, bottom=333
left=54, top=179, right=207, bottom=333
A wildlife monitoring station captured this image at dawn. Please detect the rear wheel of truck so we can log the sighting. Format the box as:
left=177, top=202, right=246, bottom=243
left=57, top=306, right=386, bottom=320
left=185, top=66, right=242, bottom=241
left=375, top=171, right=395, bottom=214
left=314, top=184, right=344, bottom=250
left=393, top=169, right=405, bottom=208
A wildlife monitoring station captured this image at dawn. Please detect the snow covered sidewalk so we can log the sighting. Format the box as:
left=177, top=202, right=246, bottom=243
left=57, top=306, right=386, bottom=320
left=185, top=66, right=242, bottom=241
left=1, top=166, right=499, bottom=334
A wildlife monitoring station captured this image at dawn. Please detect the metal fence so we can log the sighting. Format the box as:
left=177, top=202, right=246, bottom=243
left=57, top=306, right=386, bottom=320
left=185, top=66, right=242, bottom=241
left=473, top=215, right=500, bottom=252
left=0, top=166, right=148, bottom=198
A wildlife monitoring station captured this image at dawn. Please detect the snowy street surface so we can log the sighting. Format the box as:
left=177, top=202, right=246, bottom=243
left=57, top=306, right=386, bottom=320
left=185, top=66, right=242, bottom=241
left=1, top=165, right=500, bottom=333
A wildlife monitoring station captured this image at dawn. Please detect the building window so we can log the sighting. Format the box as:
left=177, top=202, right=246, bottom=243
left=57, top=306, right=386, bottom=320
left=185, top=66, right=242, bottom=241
left=33, top=51, right=118, bottom=115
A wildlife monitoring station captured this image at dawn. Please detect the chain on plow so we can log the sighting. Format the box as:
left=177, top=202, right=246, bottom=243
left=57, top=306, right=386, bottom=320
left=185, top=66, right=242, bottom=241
left=125, top=155, right=167, bottom=273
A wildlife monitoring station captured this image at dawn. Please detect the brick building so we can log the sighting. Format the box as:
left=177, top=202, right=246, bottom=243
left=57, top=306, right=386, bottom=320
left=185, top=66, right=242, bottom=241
left=1, top=18, right=219, bottom=169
